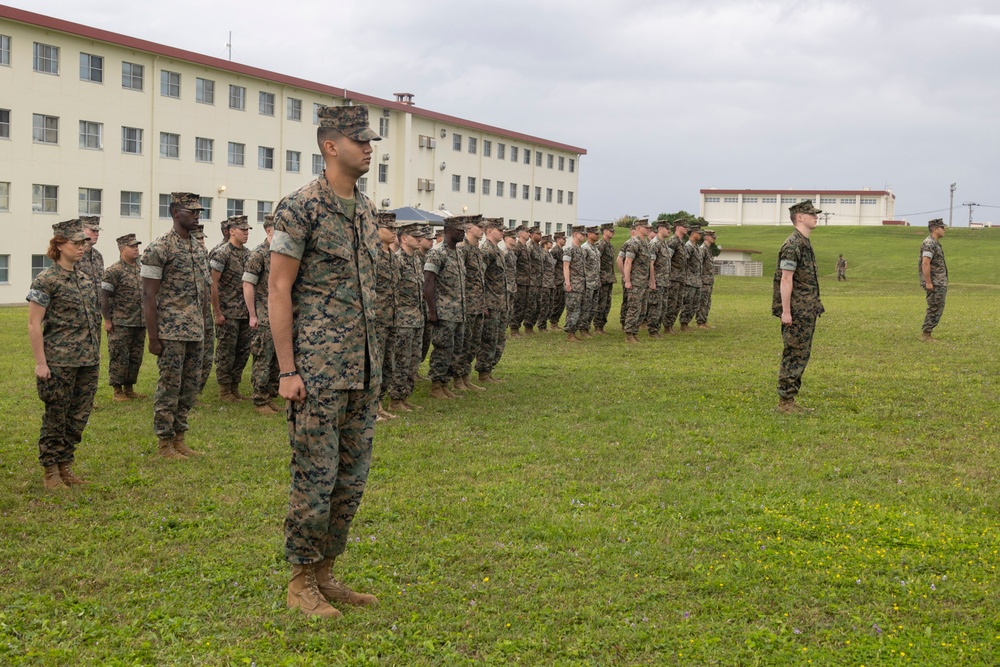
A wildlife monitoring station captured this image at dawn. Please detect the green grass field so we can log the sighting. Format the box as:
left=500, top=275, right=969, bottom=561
left=1, top=225, right=997, bottom=666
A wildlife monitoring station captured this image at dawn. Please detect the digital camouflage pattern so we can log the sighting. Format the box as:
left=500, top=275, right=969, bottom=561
left=680, top=241, right=703, bottom=326
left=243, top=239, right=273, bottom=327
left=778, top=314, right=816, bottom=399
left=457, top=237, right=486, bottom=376
left=535, top=249, right=556, bottom=330
left=920, top=235, right=948, bottom=333
left=36, top=364, right=99, bottom=468
left=562, top=243, right=587, bottom=334
left=548, top=243, right=565, bottom=327
left=153, top=339, right=204, bottom=438
left=389, top=326, right=420, bottom=400
left=581, top=241, right=601, bottom=330
left=923, top=286, right=947, bottom=334
left=429, top=321, right=465, bottom=382
left=210, top=243, right=251, bottom=319
left=27, top=265, right=102, bottom=367
left=102, top=260, right=144, bottom=327
left=423, top=245, right=466, bottom=323
left=621, top=236, right=651, bottom=335
left=477, top=239, right=507, bottom=373
left=697, top=242, right=716, bottom=325
left=375, top=245, right=400, bottom=401
left=243, top=239, right=278, bottom=405
left=524, top=239, right=545, bottom=327
left=107, top=326, right=145, bottom=387
left=394, top=249, right=425, bottom=328
left=141, top=230, right=209, bottom=342
left=644, top=236, right=671, bottom=332
left=77, top=245, right=105, bottom=300
left=771, top=230, right=824, bottom=319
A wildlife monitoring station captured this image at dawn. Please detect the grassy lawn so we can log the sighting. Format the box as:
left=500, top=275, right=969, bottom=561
left=0, top=225, right=997, bottom=665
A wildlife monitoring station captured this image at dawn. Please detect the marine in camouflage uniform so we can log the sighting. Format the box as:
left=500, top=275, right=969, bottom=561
left=476, top=218, right=508, bottom=382
left=77, top=216, right=105, bottom=303
left=663, top=219, right=690, bottom=333
left=580, top=227, right=602, bottom=334
left=456, top=216, right=487, bottom=390
left=523, top=227, right=545, bottom=332
left=141, top=193, right=209, bottom=459
left=679, top=227, right=704, bottom=330
left=498, top=230, right=518, bottom=362
left=697, top=230, right=717, bottom=328
left=621, top=220, right=652, bottom=341
left=773, top=200, right=824, bottom=413
left=836, top=255, right=847, bottom=281
left=101, top=234, right=146, bottom=400
left=388, top=224, right=425, bottom=410
left=242, top=216, right=280, bottom=414
left=424, top=217, right=468, bottom=398
left=919, top=219, right=948, bottom=341
left=413, top=226, right=433, bottom=382
left=535, top=235, right=556, bottom=332
left=618, top=224, right=639, bottom=329
left=593, top=223, right=616, bottom=333
left=644, top=221, right=671, bottom=336
left=510, top=227, right=531, bottom=335
left=562, top=226, right=588, bottom=340
left=27, top=219, right=101, bottom=489
left=210, top=216, right=254, bottom=401
left=547, top=232, right=566, bottom=329
left=200, top=224, right=230, bottom=394
left=374, top=212, right=401, bottom=419
left=270, top=104, right=383, bottom=618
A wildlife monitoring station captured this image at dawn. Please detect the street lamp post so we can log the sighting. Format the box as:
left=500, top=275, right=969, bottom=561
left=949, top=183, right=957, bottom=227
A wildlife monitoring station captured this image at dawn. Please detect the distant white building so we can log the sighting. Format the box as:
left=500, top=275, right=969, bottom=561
left=700, top=189, right=896, bottom=226
left=715, top=248, right=763, bottom=277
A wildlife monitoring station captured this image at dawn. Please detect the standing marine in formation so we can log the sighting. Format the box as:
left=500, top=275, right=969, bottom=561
left=101, top=234, right=146, bottom=401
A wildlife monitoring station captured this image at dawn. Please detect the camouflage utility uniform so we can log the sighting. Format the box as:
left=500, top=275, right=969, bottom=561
left=536, top=246, right=556, bottom=331
left=664, top=235, right=687, bottom=331
left=919, top=235, right=947, bottom=334
left=102, top=259, right=145, bottom=388
left=772, top=229, right=824, bottom=400
left=27, top=264, right=101, bottom=469
left=458, top=238, right=486, bottom=376
left=645, top=236, right=670, bottom=334
left=581, top=240, right=601, bottom=332
left=594, top=234, right=616, bottom=330
left=562, top=241, right=587, bottom=335
left=697, top=243, right=716, bottom=326
left=498, top=244, right=517, bottom=361
left=77, top=244, right=105, bottom=301
left=210, top=241, right=252, bottom=388
left=621, top=236, right=651, bottom=335
left=525, top=239, right=545, bottom=329
left=477, top=237, right=507, bottom=375
left=424, top=243, right=467, bottom=383
left=512, top=239, right=530, bottom=332
left=679, top=241, right=703, bottom=327
left=548, top=242, right=566, bottom=328
left=389, top=247, right=424, bottom=402
left=375, top=244, right=399, bottom=403
left=243, top=239, right=279, bottom=407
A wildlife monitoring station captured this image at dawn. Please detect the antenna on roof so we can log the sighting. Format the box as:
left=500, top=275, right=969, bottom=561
left=226, top=32, right=232, bottom=61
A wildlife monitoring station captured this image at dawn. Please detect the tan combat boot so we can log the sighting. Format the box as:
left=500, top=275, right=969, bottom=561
left=777, top=397, right=812, bottom=414
left=625, top=333, right=640, bottom=344
left=172, top=433, right=204, bottom=457
left=255, top=403, right=280, bottom=415
left=524, top=325, right=535, bottom=335
left=920, top=331, right=936, bottom=342
left=566, top=332, right=580, bottom=342
left=287, top=563, right=342, bottom=618
left=377, top=404, right=397, bottom=420
left=478, top=371, right=495, bottom=385
left=462, top=375, right=486, bottom=392
left=665, top=326, right=675, bottom=335
left=508, top=327, right=521, bottom=338
left=156, top=437, right=188, bottom=460
left=680, top=323, right=690, bottom=332
left=450, top=378, right=468, bottom=393
left=594, top=327, right=606, bottom=335
left=124, top=385, right=147, bottom=399
left=58, top=462, right=88, bottom=485
left=43, top=465, right=69, bottom=490
left=578, top=330, right=591, bottom=339
left=697, top=324, right=711, bottom=330
left=402, top=398, right=422, bottom=410
left=388, top=399, right=412, bottom=413
left=219, top=385, right=238, bottom=403
left=231, top=384, right=250, bottom=401
left=315, top=559, right=379, bottom=608
left=112, top=385, right=129, bottom=402
left=430, top=381, right=452, bottom=400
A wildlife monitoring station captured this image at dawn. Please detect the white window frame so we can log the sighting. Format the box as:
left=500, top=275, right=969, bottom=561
left=287, top=97, right=302, bottom=121
left=509, top=183, right=516, bottom=199
left=120, top=191, right=142, bottom=217
left=452, top=174, right=461, bottom=192
left=195, top=137, right=213, bottom=162
left=229, top=85, right=246, bottom=110
left=483, top=140, right=491, bottom=157
left=496, top=181, right=504, bottom=197
left=32, top=184, right=58, bottom=213
left=497, top=143, right=506, bottom=160
left=312, top=153, right=323, bottom=175
left=379, top=116, right=389, bottom=137
left=0, top=35, right=10, bottom=67
left=121, top=126, right=143, bottom=154
left=160, top=70, right=180, bottom=98
left=511, top=146, right=518, bottom=162
left=227, top=198, right=245, bottom=217
left=32, top=114, right=59, bottom=144
left=79, top=121, right=103, bottom=150
left=0, top=181, right=9, bottom=211
left=257, top=201, right=272, bottom=222
left=286, top=150, right=301, bottom=173
left=78, top=187, right=102, bottom=215
left=258, top=146, right=274, bottom=170
left=259, top=91, right=275, bottom=116
left=378, top=163, right=388, bottom=183
left=79, top=52, right=103, bottom=83
left=196, top=77, right=215, bottom=104
left=33, top=42, right=59, bottom=74
left=228, top=142, right=245, bottom=167
left=467, top=176, right=476, bottom=194
left=452, top=133, right=462, bottom=151
left=159, top=132, right=179, bottom=158
left=121, top=62, right=143, bottom=90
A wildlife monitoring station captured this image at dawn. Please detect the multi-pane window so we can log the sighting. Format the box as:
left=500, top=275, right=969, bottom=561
left=160, top=70, right=180, bottom=98
left=0, top=255, right=8, bottom=284
left=199, top=197, right=213, bottom=220
left=196, top=77, right=215, bottom=104
left=78, top=188, right=102, bottom=215
left=467, top=177, right=476, bottom=194
left=724, top=197, right=738, bottom=203
left=468, top=137, right=477, bottom=154
left=32, top=184, right=58, bottom=213
left=536, top=151, right=542, bottom=167
left=819, top=197, right=837, bottom=205
left=79, top=53, right=103, bottom=82
left=286, top=150, right=301, bottom=172
left=0, top=109, right=8, bottom=139
left=496, top=181, right=504, bottom=197
left=258, top=146, right=274, bottom=169
left=840, top=198, right=856, bottom=205
left=482, top=179, right=491, bottom=196
left=32, top=255, right=54, bottom=280
left=557, top=190, right=564, bottom=204
left=229, top=85, right=246, bottom=110
left=452, top=133, right=462, bottom=151
left=704, top=197, right=720, bottom=203
left=483, top=140, right=491, bottom=157
left=497, top=143, right=506, bottom=160
left=379, top=116, right=389, bottom=137
left=227, top=198, right=244, bottom=217
left=312, top=153, right=323, bottom=175
left=509, top=183, right=516, bottom=198
left=79, top=121, right=103, bottom=150
left=259, top=91, right=275, bottom=115
left=535, top=187, right=541, bottom=202
left=159, top=131, right=179, bottom=158
left=524, top=149, right=531, bottom=165
left=0, top=181, right=8, bottom=211
left=287, top=97, right=302, bottom=121
left=378, top=163, right=388, bottom=183
left=522, top=184, right=529, bottom=200
left=33, top=43, right=59, bottom=74
left=569, top=158, right=575, bottom=173
left=228, top=142, right=245, bottom=166
left=547, top=154, right=554, bottom=168
left=195, top=137, right=213, bottom=162
left=257, top=201, right=272, bottom=222
left=121, top=126, right=143, bottom=154
left=511, top=146, right=518, bottom=162
left=158, top=193, right=171, bottom=219
left=861, top=197, right=878, bottom=205
left=546, top=188, right=553, bottom=203
left=762, top=196, right=777, bottom=204
left=452, top=174, right=461, bottom=192
left=358, top=177, right=368, bottom=193
left=0, top=35, right=10, bottom=66
left=32, top=114, right=59, bottom=144
left=120, top=191, right=142, bottom=217
left=781, top=196, right=797, bottom=203
left=122, top=62, right=143, bottom=90
left=744, top=197, right=759, bottom=204
left=568, top=192, right=574, bottom=205
left=558, top=156, right=565, bottom=171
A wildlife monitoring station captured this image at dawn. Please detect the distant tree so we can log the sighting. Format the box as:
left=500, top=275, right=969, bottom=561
left=611, top=214, right=637, bottom=228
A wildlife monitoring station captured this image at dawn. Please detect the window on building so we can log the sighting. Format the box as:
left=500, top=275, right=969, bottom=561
left=522, top=184, right=529, bottom=200
left=0, top=255, right=8, bottom=284
left=228, top=142, right=245, bottom=166
left=313, top=103, right=322, bottom=124
left=557, top=190, right=564, bottom=204
left=121, top=126, right=143, bottom=154
left=259, top=91, right=275, bottom=115
left=452, top=133, right=462, bottom=151
left=535, top=187, right=541, bottom=202
left=780, top=196, right=797, bottom=203
left=257, top=201, right=272, bottom=222
left=196, top=77, right=215, bottom=104
left=32, top=114, right=59, bottom=144
left=358, top=177, right=368, bottom=193
left=258, top=146, right=274, bottom=169
left=79, top=121, right=103, bottom=150
left=840, top=198, right=856, bottom=205
left=536, top=151, right=543, bottom=167
left=0, top=181, right=8, bottom=210
left=482, top=179, right=491, bottom=196
left=32, top=255, right=53, bottom=279
left=557, top=156, right=565, bottom=171
left=379, top=116, right=389, bottom=137
left=567, top=191, right=574, bottom=205
left=509, top=183, right=516, bottom=198
left=122, top=62, right=143, bottom=90
left=452, top=174, right=461, bottom=192
left=120, top=191, right=142, bottom=217
left=32, top=184, right=58, bottom=213
left=287, top=97, right=302, bottom=121
left=569, top=158, right=575, bottom=173
left=498, top=143, right=506, bottom=160
left=78, top=188, right=102, bottom=215
left=724, top=197, right=739, bottom=203
left=159, top=131, right=179, bottom=158
left=861, top=197, right=877, bottom=205
left=468, top=137, right=477, bottom=154
left=195, top=137, right=213, bottom=162
left=79, top=53, right=103, bottom=83
left=819, top=197, right=837, bottom=205
left=545, top=222, right=552, bottom=235
left=0, top=35, right=10, bottom=66
left=158, top=193, right=170, bottom=219
left=378, top=163, right=388, bottom=183
left=160, top=70, right=180, bottom=98
left=496, top=180, right=504, bottom=197
left=0, top=109, right=8, bottom=138
left=705, top=197, right=720, bottom=203
left=312, top=153, right=323, bottom=175
left=226, top=199, right=245, bottom=217
left=483, top=140, right=491, bottom=157
left=33, top=42, right=59, bottom=74
left=199, top=197, right=213, bottom=220
left=744, top=197, right=759, bottom=204
left=286, top=150, right=301, bottom=172
left=229, top=85, right=246, bottom=110
left=524, top=149, right=531, bottom=165
left=511, top=146, right=518, bottom=162
left=468, top=177, right=476, bottom=194
left=546, top=188, right=553, bottom=203
left=760, top=196, right=776, bottom=203
left=547, top=154, right=554, bottom=169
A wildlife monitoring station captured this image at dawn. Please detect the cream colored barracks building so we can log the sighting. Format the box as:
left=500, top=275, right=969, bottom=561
left=0, top=6, right=586, bottom=304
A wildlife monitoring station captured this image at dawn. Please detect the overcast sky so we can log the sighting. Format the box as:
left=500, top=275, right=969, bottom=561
left=13, top=0, right=1000, bottom=225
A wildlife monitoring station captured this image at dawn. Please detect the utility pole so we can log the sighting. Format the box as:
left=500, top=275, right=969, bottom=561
left=227, top=32, right=232, bottom=61
left=949, top=183, right=957, bottom=227
left=820, top=212, right=835, bottom=225
left=962, top=201, right=978, bottom=227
